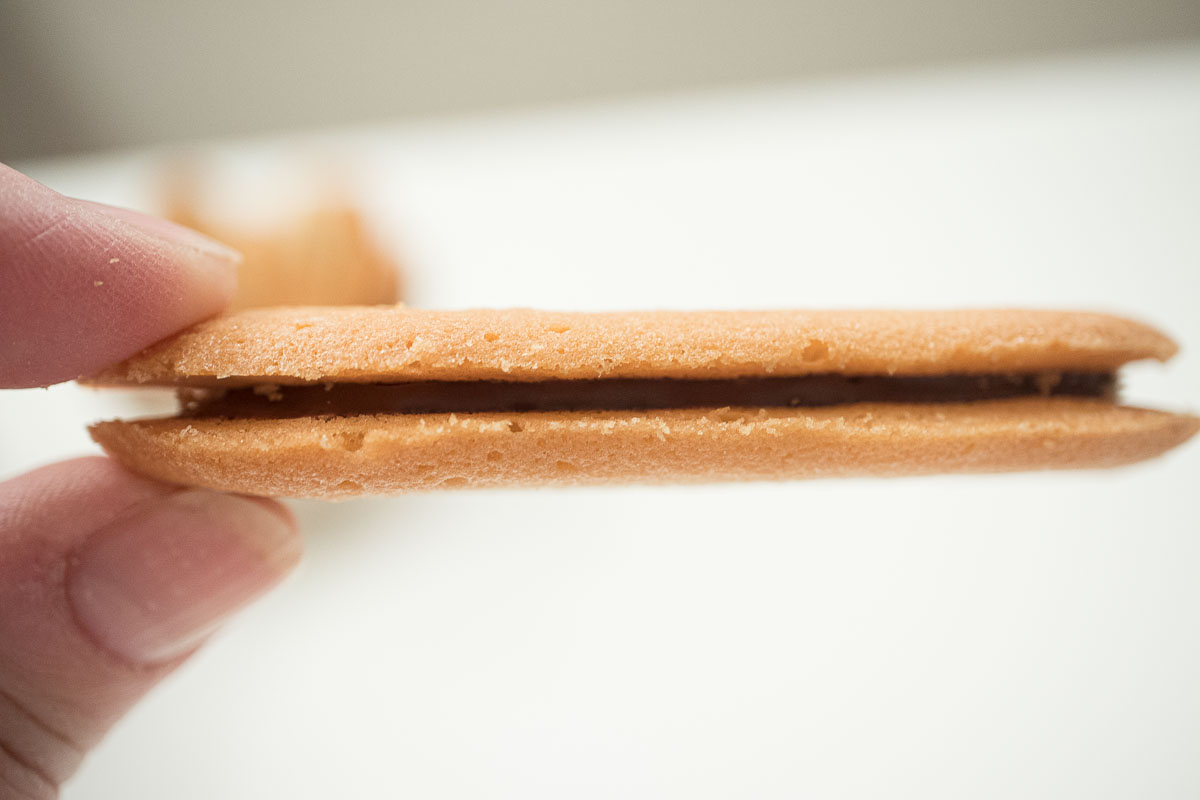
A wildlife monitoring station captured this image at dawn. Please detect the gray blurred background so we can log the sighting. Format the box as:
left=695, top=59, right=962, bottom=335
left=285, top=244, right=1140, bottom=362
left=3, top=0, right=1200, bottom=160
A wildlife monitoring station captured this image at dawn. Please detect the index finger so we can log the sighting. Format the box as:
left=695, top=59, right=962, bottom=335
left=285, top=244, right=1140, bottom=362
left=0, top=163, right=239, bottom=388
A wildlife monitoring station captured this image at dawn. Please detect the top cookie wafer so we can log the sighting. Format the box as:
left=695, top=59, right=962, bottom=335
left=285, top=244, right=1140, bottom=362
left=90, top=307, right=1176, bottom=386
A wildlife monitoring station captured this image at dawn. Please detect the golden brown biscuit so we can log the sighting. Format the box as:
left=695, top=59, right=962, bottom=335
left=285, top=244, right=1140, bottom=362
left=162, top=169, right=402, bottom=309
left=90, top=400, right=1196, bottom=499
left=213, top=207, right=402, bottom=310
left=91, top=307, right=1175, bottom=386
left=87, top=308, right=1197, bottom=498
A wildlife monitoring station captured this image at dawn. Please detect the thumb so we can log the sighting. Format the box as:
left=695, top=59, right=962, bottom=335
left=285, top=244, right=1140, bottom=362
left=0, top=458, right=302, bottom=798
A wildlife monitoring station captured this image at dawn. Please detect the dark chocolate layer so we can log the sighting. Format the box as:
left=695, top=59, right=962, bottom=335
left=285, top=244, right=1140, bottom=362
left=182, top=372, right=1115, bottom=419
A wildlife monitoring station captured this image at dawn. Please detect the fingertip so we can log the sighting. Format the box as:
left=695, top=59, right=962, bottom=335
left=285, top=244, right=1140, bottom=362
left=0, top=166, right=241, bottom=387
left=238, top=495, right=301, bottom=534
left=0, top=460, right=304, bottom=787
left=74, top=199, right=243, bottom=265
left=67, top=489, right=303, bottom=665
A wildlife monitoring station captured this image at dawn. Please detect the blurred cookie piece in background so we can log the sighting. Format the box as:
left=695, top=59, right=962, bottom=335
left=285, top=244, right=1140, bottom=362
left=161, top=160, right=404, bottom=309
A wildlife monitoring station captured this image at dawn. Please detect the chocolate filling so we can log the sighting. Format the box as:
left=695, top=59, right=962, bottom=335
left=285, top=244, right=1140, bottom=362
left=181, top=372, right=1115, bottom=419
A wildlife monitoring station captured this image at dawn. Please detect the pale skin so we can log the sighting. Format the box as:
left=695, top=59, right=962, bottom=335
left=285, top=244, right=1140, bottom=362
left=0, top=163, right=304, bottom=798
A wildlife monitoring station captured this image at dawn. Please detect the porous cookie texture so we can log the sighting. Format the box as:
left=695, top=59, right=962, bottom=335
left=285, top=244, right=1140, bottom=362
left=90, top=399, right=1199, bottom=499
left=90, top=307, right=1177, bottom=386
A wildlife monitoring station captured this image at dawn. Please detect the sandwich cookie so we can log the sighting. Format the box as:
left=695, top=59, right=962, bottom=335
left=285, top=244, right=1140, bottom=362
left=87, top=307, right=1198, bottom=498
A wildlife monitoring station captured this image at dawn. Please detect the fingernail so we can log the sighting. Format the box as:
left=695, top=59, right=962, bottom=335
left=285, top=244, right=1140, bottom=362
left=67, top=491, right=302, bottom=665
left=76, top=198, right=243, bottom=263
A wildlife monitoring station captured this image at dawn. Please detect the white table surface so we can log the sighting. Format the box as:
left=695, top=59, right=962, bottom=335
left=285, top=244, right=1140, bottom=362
left=6, top=44, right=1200, bottom=799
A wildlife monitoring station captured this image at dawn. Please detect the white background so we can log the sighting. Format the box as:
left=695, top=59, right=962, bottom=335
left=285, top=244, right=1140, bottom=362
left=4, top=45, right=1199, bottom=799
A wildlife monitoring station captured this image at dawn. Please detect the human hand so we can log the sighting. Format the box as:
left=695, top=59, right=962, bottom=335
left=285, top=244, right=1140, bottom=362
left=0, top=163, right=303, bottom=798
